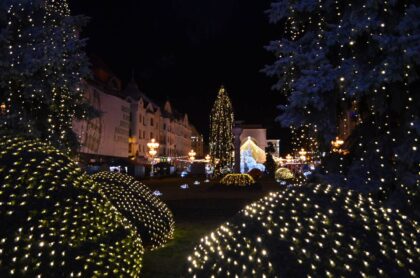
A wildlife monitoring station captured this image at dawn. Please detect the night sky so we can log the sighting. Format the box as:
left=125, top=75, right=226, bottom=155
left=69, top=0, right=290, bottom=151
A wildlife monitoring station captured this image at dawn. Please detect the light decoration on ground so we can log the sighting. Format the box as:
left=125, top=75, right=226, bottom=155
left=92, top=172, right=175, bottom=250
left=186, top=184, right=420, bottom=277
left=0, top=136, right=143, bottom=277
left=275, top=167, right=294, bottom=181
left=220, top=174, right=255, bottom=187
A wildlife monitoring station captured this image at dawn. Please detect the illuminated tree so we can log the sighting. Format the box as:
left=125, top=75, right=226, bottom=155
left=210, top=86, right=234, bottom=175
left=0, top=136, right=143, bottom=276
left=265, top=0, right=420, bottom=212
left=0, top=0, right=92, bottom=153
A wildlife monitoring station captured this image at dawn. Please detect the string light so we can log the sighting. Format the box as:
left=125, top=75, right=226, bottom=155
left=209, top=86, right=234, bottom=176
left=186, top=184, right=420, bottom=276
left=0, top=0, right=91, bottom=153
left=92, top=172, right=175, bottom=250
left=0, top=136, right=143, bottom=276
left=220, top=174, right=255, bottom=187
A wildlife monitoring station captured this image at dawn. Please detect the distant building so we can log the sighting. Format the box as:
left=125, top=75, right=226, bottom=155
left=191, top=125, right=204, bottom=158
left=73, top=58, right=199, bottom=177
left=73, top=60, right=131, bottom=170
left=238, top=124, right=281, bottom=157
left=125, top=78, right=192, bottom=160
left=240, top=125, right=268, bottom=150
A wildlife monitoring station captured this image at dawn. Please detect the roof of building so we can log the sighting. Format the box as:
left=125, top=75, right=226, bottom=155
left=123, top=77, right=161, bottom=111
left=89, top=55, right=122, bottom=94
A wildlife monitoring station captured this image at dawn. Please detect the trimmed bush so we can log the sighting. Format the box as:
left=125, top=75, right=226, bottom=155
left=92, top=172, right=175, bottom=249
left=275, top=167, right=294, bottom=180
left=220, top=174, right=255, bottom=186
left=248, top=168, right=263, bottom=180
left=0, top=137, right=143, bottom=277
left=186, top=184, right=420, bottom=277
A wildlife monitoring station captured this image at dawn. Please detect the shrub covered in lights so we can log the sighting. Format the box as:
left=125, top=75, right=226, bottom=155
left=275, top=167, right=294, bottom=181
left=0, top=137, right=143, bottom=277
left=220, top=174, right=255, bottom=186
left=92, top=172, right=175, bottom=249
left=187, top=184, right=420, bottom=277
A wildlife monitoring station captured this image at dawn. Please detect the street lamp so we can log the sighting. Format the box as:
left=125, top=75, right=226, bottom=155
left=188, top=149, right=196, bottom=162
left=331, top=137, right=349, bottom=154
left=147, top=138, right=159, bottom=177
left=299, top=148, right=307, bottom=162
left=331, top=137, right=344, bottom=150
left=0, top=102, right=6, bottom=115
left=286, top=154, right=293, bottom=164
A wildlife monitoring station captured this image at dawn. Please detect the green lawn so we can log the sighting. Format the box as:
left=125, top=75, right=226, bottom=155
left=140, top=177, right=281, bottom=277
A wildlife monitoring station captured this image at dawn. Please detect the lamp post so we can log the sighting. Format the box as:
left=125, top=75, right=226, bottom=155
left=286, top=154, right=293, bottom=164
left=331, top=137, right=349, bottom=154
left=147, top=138, right=159, bottom=177
left=299, top=148, right=307, bottom=162
left=188, top=149, right=196, bottom=162
left=0, top=102, right=6, bottom=115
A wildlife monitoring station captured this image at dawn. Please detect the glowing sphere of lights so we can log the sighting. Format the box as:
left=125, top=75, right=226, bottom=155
left=92, top=172, right=175, bottom=250
left=187, top=184, right=420, bottom=277
left=220, top=174, right=255, bottom=186
left=0, top=137, right=143, bottom=277
left=275, top=167, right=294, bottom=181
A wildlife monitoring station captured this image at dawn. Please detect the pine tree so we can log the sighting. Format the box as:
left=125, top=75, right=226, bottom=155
left=210, top=86, right=234, bottom=175
left=265, top=1, right=420, bottom=213
left=0, top=0, right=91, bottom=153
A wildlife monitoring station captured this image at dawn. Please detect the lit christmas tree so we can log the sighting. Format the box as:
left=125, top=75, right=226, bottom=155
left=0, top=0, right=92, bottom=153
left=209, top=86, right=234, bottom=175
left=265, top=1, right=420, bottom=214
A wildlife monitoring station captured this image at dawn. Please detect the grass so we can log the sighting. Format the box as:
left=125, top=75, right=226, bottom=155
left=140, top=176, right=281, bottom=277
left=141, top=220, right=221, bottom=277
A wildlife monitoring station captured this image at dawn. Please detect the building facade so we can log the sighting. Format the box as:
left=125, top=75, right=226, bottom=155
left=191, top=125, right=204, bottom=158
left=73, top=59, right=131, bottom=168
left=73, top=60, right=196, bottom=176
left=124, top=79, right=192, bottom=160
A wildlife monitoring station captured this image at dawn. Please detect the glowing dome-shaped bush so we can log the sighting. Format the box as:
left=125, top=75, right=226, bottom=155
left=275, top=167, right=294, bottom=180
left=187, top=184, right=420, bottom=277
left=220, top=174, right=255, bottom=186
left=92, top=172, right=175, bottom=249
left=0, top=137, right=143, bottom=277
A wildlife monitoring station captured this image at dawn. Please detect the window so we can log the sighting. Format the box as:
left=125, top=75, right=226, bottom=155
left=139, top=129, right=141, bottom=139
left=163, top=123, right=166, bottom=130
left=139, top=114, right=142, bottom=122
left=150, top=132, right=153, bottom=139
left=150, top=118, right=154, bottom=126
left=143, top=131, right=145, bottom=139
